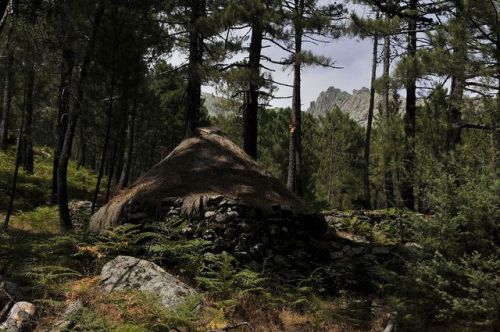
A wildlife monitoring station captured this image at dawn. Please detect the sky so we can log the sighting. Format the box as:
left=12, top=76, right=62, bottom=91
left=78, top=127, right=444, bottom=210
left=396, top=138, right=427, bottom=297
left=170, top=2, right=376, bottom=110
left=261, top=37, right=374, bottom=109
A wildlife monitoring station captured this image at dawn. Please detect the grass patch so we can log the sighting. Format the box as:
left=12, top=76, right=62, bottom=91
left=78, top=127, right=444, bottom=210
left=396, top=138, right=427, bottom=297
left=8, top=206, right=60, bottom=234
left=0, top=146, right=104, bottom=213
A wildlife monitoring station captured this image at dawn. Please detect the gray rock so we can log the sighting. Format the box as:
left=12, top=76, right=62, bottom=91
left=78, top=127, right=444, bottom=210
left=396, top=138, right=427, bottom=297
left=372, top=247, right=391, bottom=255
left=128, top=212, right=149, bottom=221
left=0, top=302, right=36, bottom=332
left=226, top=211, right=239, bottom=219
left=207, top=195, right=224, bottom=206
left=204, top=211, right=216, bottom=219
left=68, top=200, right=92, bottom=230
left=404, top=242, right=423, bottom=250
left=181, top=226, right=193, bottom=236
left=330, top=251, right=344, bottom=260
left=351, top=247, right=364, bottom=255
left=62, top=300, right=83, bottom=318
left=161, top=197, right=178, bottom=206
left=167, top=209, right=180, bottom=216
left=99, top=256, right=196, bottom=309
left=215, top=214, right=225, bottom=223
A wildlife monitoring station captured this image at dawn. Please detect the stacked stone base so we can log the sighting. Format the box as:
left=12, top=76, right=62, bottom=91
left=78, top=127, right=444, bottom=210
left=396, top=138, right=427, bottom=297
left=118, top=195, right=405, bottom=276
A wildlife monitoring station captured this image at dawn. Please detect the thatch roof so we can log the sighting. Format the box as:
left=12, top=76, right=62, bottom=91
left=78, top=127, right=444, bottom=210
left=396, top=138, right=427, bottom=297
left=90, top=128, right=309, bottom=231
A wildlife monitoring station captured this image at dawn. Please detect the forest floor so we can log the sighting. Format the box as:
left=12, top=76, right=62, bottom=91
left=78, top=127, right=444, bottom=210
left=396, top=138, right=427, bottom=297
left=0, top=147, right=432, bottom=332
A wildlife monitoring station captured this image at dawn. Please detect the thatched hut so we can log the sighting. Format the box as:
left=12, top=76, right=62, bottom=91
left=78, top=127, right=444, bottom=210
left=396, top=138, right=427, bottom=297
left=90, top=128, right=312, bottom=232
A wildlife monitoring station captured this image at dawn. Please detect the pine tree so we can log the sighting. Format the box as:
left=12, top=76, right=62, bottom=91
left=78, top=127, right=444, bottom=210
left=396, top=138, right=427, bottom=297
left=283, top=0, right=345, bottom=196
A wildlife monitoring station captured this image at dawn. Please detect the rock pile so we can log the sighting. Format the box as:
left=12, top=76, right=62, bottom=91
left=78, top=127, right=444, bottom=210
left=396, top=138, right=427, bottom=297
left=68, top=200, right=92, bottom=230
left=124, top=194, right=330, bottom=271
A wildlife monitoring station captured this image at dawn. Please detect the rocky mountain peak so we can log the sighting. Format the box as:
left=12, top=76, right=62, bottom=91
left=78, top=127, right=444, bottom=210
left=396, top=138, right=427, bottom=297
left=307, top=86, right=377, bottom=125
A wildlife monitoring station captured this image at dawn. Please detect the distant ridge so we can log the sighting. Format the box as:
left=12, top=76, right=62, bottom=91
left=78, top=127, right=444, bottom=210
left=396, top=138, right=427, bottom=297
left=307, top=87, right=378, bottom=125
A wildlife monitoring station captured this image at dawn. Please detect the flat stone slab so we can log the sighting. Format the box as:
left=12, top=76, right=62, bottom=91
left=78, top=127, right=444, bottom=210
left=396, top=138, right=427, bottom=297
left=99, top=256, right=196, bottom=308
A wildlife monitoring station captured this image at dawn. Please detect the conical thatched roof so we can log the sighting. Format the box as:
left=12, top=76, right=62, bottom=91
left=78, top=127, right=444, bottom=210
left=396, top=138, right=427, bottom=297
left=90, top=128, right=309, bottom=231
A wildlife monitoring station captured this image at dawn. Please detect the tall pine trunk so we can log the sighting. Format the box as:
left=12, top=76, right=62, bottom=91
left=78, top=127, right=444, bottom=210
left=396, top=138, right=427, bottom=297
left=363, top=31, right=379, bottom=210
left=446, top=3, right=466, bottom=153
left=401, top=0, right=417, bottom=211
left=0, top=54, right=13, bottom=151
left=287, top=0, right=304, bottom=196
left=0, top=7, right=14, bottom=151
left=118, top=105, right=135, bottom=190
left=51, top=47, right=75, bottom=203
left=21, top=62, right=34, bottom=173
left=58, top=1, right=104, bottom=231
left=2, top=92, right=25, bottom=230
left=382, top=34, right=395, bottom=207
left=244, top=18, right=263, bottom=159
left=185, top=0, right=205, bottom=137
left=91, top=57, right=116, bottom=214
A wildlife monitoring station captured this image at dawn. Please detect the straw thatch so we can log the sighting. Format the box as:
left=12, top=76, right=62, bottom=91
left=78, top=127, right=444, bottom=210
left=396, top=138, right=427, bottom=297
left=90, top=128, right=309, bottom=231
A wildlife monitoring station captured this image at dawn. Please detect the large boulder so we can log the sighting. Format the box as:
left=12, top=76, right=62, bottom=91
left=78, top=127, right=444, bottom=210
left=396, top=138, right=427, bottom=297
left=0, top=302, right=36, bottom=332
left=99, top=256, right=197, bottom=308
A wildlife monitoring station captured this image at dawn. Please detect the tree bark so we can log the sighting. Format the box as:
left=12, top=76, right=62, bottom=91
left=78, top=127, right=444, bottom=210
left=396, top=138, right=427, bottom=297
left=51, top=47, right=75, bottom=204
left=185, top=0, right=205, bottom=137
left=363, top=31, right=379, bottom=210
left=446, top=2, right=467, bottom=153
left=58, top=1, right=104, bottom=231
left=243, top=18, right=263, bottom=159
left=118, top=105, right=135, bottom=190
left=287, top=0, right=304, bottom=197
left=91, top=55, right=116, bottom=214
left=401, top=0, right=417, bottom=210
left=382, top=34, right=395, bottom=207
left=77, top=121, right=86, bottom=169
left=2, top=93, right=25, bottom=230
left=0, top=4, right=14, bottom=151
left=0, top=54, right=13, bottom=151
left=20, top=62, right=34, bottom=173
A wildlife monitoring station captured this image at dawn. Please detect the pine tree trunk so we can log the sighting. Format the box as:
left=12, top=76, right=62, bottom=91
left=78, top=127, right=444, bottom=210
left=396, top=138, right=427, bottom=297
left=118, top=106, right=135, bottom=190
left=2, top=100, right=25, bottom=230
left=0, top=8, right=14, bottom=151
left=244, top=18, right=263, bottom=159
left=21, top=62, right=34, bottom=174
left=91, top=57, right=116, bottom=214
left=105, top=133, right=119, bottom=203
left=495, top=17, right=500, bottom=157
left=327, top=129, right=334, bottom=207
left=185, top=0, right=205, bottom=137
left=446, top=3, right=466, bottom=153
left=51, top=47, right=74, bottom=204
left=0, top=54, right=13, bottom=151
left=401, top=0, right=417, bottom=210
left=77, top=121, right=86, bottom=169
left=382, top=35, right=395, bottom=208
left=58, top=1, right=104, bottom=231
left=363, top=31, right=379, bottom=209
left=287, top=0, right=304, bottom=197
left=287, top=0, right=304, bottom=196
